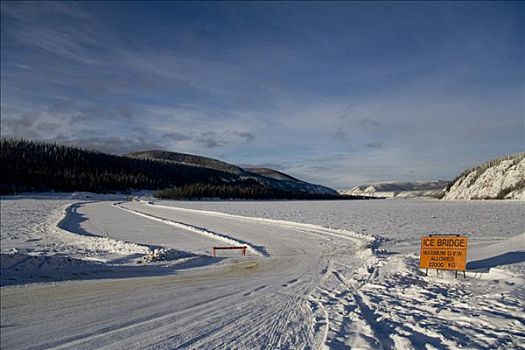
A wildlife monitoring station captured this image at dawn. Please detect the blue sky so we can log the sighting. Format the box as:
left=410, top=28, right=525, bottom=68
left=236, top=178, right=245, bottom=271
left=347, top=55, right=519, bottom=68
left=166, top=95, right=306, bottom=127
left=1, top=2, right=524, bottom=188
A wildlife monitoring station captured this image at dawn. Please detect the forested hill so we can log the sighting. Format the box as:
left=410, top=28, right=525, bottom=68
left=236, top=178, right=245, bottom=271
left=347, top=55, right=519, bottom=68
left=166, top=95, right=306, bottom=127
left=1, top=139, right=348, bottom=199
left=1, top=139, right=241, bottom=194
left=126, top=149, right=339, bottom=196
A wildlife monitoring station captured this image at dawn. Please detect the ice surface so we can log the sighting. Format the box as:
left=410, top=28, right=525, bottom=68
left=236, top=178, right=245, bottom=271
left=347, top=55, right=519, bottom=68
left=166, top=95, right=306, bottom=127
left=160, top=199, right=524, bottom=253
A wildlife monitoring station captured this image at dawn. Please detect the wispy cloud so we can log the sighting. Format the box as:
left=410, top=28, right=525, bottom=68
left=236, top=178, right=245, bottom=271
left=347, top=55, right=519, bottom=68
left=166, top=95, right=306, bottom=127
left=162, top=132, right=192, bottom=142
left=233, top=131, right=255, bottom=143
left=364, top=142, right=383, bottom=149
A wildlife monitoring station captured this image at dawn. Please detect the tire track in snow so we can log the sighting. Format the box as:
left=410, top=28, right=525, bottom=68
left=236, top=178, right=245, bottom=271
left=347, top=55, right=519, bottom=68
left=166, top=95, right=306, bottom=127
left=42, top=286, right=247, bottom=350
left=122, top=201, right=385, bottom=349
left=307, top=253, right=390, bottom=349
left=115, top=202, right=268, bottom=257
left=143, top=201, right=375, bottom=246
left=121, top=201, right=344, bottom=349
left=111, top=201, right=331, bottom=348
left=46, top=270, right=309, bottom=350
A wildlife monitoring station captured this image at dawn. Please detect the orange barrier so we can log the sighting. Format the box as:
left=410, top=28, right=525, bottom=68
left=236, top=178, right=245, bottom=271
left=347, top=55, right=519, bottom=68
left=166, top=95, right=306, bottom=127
left=212, top=246, right=247, bottom=257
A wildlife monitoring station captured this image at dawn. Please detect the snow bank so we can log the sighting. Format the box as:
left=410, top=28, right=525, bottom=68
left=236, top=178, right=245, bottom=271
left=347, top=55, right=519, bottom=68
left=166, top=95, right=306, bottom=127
left=139, top=248, right=195, bottom=263
left=1, top=249, right=97, bottom=272
left=1, top=197, right=208, bottom=286
left=44, top=203, right=152, bottom=259
left=467, top=232, right=525, bottom=272
left=0, top=250, right=104, bottom=285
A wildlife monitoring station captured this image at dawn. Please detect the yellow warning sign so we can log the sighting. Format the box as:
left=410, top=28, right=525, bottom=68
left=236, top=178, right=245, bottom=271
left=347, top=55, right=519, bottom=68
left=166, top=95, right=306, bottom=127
left=420, top=236, right=468, bottom=271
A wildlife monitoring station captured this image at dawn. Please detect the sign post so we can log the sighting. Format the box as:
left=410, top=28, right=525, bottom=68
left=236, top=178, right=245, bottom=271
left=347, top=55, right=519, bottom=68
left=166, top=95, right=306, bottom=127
left=420, top=235, right=468, bottom=278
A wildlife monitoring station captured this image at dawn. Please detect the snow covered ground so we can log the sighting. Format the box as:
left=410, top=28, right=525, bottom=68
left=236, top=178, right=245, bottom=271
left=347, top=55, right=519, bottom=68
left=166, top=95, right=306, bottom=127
left=1, top=195, right=524, bottom=349
left=163, top=199, right=524, bottom=254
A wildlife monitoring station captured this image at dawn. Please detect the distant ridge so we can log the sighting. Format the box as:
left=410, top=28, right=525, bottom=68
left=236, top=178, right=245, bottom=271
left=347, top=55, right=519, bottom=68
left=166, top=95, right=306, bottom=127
left=339, top=180, right=449, bottom=198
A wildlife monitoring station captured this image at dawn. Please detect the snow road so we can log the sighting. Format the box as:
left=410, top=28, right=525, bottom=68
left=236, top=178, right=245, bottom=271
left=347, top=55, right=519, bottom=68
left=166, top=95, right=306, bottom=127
left=2, top=200, right=369, bottom=349
left=1, top=198, right=524, bottom=349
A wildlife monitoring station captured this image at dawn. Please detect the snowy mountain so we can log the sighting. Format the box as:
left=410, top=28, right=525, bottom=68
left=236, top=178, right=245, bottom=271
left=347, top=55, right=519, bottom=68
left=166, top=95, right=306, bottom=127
left=339, top=180, right=449, bottom=198
left=443, top=152, right=525, bottom=200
